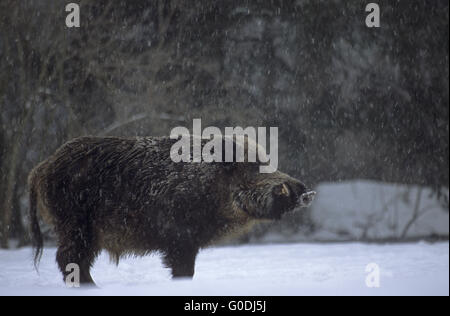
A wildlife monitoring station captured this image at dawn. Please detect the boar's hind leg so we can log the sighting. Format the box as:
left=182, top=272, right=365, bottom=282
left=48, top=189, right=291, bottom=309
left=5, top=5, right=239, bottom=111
left=55, top=225, right=99, bottom=286
left=163, top=247, right=199, bottom=279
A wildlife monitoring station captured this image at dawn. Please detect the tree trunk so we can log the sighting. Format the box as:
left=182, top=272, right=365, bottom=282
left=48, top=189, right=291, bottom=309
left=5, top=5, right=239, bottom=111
left=0, top=106, right=34, bottom=248
left=0, top=137, right=21, bottom=248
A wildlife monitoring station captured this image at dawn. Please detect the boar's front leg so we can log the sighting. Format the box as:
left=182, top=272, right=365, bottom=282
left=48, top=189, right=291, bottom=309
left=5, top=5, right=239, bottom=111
left=163, top=246, right=199, bottom=279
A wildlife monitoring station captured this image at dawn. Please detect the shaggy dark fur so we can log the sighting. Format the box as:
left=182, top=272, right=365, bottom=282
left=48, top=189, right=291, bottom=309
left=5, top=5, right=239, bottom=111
left=28, top=136, right=315, bottom=285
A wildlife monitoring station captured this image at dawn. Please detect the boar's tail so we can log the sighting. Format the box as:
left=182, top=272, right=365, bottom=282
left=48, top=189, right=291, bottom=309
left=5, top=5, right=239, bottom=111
left=28, top=168, right=43, bottom=270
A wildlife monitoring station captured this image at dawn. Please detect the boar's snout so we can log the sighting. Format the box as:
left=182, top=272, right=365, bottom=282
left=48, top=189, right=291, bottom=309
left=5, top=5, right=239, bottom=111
left=286, top=180, right=316, bottom=208
left=298, top=190, right=316, bottom=207
left=268, top=179, right=315, bottom=219
left=285, top=180, right=316, bottom=208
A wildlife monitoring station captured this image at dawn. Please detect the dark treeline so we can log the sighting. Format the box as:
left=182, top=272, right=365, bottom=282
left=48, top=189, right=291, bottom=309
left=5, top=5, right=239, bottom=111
left=0, top=0, right=448, bottom=247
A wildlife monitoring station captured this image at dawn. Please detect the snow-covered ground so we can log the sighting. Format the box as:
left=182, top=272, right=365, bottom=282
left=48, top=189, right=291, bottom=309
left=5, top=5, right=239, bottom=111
left=0, top=242, right=448, bottom=296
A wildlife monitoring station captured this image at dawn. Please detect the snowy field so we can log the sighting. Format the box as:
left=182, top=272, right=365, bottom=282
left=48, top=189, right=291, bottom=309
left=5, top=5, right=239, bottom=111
left=0, top=242, right=448, bottom=296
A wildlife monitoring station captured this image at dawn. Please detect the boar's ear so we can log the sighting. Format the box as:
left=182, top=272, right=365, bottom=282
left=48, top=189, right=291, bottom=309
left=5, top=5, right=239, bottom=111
left=273, top=183, right=290, bottom=197
left=221, top=137, right=237, bottom=172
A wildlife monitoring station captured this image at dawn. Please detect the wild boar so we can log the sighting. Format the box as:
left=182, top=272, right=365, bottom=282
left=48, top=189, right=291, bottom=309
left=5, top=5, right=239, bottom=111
left=28, top=136, right=315, bottom=285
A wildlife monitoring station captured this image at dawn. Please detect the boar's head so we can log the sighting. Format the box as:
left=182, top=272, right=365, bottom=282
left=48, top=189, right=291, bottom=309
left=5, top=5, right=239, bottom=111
left=229, top=166, right=316, bottom=220
left=222, top=136, right=316, bottom=220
